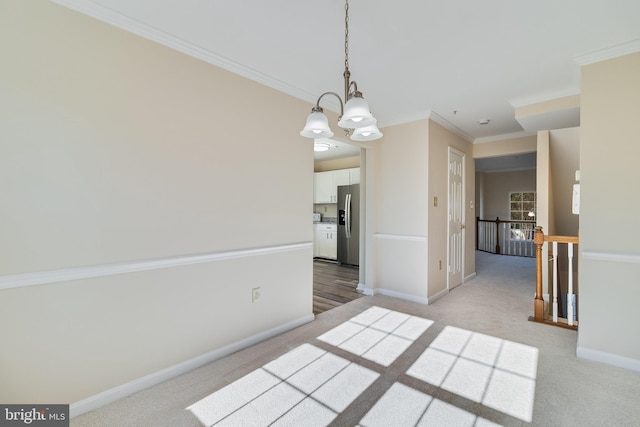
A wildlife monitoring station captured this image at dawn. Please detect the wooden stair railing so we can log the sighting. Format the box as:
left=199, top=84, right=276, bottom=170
left=476, top=217, right=536, bottom=257
left=530, top=226, right=579, bottom=330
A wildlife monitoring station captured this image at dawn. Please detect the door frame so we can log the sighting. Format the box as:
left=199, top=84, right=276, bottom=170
left=447, top=146, right=465, bottom=291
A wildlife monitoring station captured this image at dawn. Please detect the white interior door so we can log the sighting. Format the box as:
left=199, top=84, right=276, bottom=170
left=448, top=148, right=464, bottom=290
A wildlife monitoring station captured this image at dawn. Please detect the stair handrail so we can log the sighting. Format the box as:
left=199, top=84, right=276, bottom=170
left=533, top=226, right=579, bottom=326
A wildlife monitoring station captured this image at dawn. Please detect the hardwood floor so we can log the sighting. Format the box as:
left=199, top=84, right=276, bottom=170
left=313, top=259, right=363, bottom=315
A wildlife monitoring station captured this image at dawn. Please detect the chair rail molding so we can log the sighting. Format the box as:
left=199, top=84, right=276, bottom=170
left=0, top=242, right=312, bottom=291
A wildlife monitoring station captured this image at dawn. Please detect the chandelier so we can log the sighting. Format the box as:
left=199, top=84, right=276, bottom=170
left=300, top=0, right=382, bottom=142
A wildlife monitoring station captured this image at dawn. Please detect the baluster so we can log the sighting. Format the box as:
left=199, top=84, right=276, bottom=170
left=568, top=242, right=574, bottom=326
left=552, top=242, right=558, bottom=323
left=495, top=217, right=501, bottom=254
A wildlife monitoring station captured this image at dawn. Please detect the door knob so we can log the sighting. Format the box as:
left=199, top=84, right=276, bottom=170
left=461, top=224, right=466, bottom=229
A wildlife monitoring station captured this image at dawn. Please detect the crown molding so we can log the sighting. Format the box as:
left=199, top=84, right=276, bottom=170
left=51, top=0, right=319, bottom=106
left=427, top=111, right=475, bottom=142
left=574, top=38, right=640, bottom=66
left=377, top=111, right=431, bottom=129
left=377, top=111, right=475, bottom=143
left=377, top=111, right=474, bottom=143
left=509, top=89, right=581, bottom=109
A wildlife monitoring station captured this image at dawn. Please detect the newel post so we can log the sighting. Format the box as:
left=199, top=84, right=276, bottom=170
left=534, top=226, right=545, bottom=322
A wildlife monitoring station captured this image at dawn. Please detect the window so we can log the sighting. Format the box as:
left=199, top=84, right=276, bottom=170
left=509, top=191, right=536, bottom=240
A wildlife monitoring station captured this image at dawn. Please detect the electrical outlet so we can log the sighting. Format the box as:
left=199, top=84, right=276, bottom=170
left=439, top=260, right=442, bottom=270
left=433, top=196, right=438, bottom=207
left=252, top=287, right=261, bottom=303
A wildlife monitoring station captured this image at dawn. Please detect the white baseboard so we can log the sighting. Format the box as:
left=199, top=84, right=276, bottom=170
left=376, top=288, right=429, bottom=305
left=427, top=288, right=449, bottom=304
left=464, top=272, right=477, bottom=283
left=357, top=286, right=449, bottom=306
left=356, top=283, right=375, bottom=296
left=576, top=346, right=640, bottom=373
left=70, top=313, right=315, bottom=418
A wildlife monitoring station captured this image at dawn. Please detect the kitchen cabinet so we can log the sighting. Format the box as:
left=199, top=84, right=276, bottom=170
left=349, top=167, right=360, bottom=184
left=314, top=168, right=360, bottom=203
left=314, top=223, right=337, bottom=260
left=314, top=171, right=334, bottom=203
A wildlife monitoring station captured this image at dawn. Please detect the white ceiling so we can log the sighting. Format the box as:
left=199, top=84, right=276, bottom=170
left=313, top=139, right=362, bottom=162
left=55, top=0, right=640, bottom=149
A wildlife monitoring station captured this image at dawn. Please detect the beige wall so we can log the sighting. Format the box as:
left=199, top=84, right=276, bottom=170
left=371, top=119, right=429, bottom=301
left=478, top=169, right=536, bottom=221
left=473, top=135, right=537, bottom=159
left=578, top=52, right=640, bottom=369
left=314, top=156, right=360, bottom=172
left=369, top=118, right=475, bottom=302
left=0, top=1, right=313, bottom=406
left=549, top=128, right=580, bottom=236
left=428, top=121, right=475, bottom=296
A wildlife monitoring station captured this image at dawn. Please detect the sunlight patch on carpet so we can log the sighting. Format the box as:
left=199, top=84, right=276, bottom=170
left=407, top=326, right=539, bottom=422
left=317, top=306, right=434, bottom=366
left=187, top=343, right=378, bottom=426
left=187, top=307, right=539, bottom=426
left=359, top=382, right=502, bottom=427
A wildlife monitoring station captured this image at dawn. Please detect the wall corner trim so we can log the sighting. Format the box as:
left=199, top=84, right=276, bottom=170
left=70, top=313, right=315, bottom=418
left=427, top=288, right=449, bottom=305
left=356, top=283, right=375, bottom=296
left=576, top=346, right=640, bottom=373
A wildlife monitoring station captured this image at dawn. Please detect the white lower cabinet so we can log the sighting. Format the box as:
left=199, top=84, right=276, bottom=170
left=314, top=224, right=337, bottom=260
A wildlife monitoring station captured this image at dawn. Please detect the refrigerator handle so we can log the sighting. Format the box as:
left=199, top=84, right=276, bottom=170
left=345, top=193, right=351, bottom=239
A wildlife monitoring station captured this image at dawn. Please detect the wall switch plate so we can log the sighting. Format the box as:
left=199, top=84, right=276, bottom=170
left=252, top=287, right=261, bottom=303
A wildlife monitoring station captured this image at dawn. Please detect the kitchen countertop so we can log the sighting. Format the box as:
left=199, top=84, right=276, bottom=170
left=314, top=218, right=337, bottom=225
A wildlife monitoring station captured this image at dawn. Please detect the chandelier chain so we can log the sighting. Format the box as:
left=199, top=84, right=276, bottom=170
left=344, top=0, right=349, bottom=71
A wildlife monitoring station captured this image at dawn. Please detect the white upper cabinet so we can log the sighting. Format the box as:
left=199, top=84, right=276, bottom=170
left=314, top=168, right=360, bottom=203
left=349, top=167, right=360, bottom=184
left=333, top=169, right=350, bottom=189
left=314, top=171, right=334, bottom=203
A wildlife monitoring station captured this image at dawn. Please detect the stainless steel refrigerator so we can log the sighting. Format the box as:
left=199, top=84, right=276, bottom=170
left=337, top=184, right=360, bottom=266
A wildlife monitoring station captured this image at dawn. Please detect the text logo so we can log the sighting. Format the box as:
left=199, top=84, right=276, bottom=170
left=0, top=405, right=68, bottom=427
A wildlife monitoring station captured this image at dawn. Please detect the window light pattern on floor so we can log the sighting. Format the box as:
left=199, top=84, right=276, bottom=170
left=360, top=382, right=502, bottom=427
left=187, top=343, right=378, bottom=426
left=317, top=306, right=434, bottom=366
left=407, top=326, right=538, bottom=422
left=188, top=307, right=539, bottom=426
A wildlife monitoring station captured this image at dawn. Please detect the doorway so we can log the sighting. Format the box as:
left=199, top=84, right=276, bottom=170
left=448, top=147, right=465, bottom=290
left=312, top=139, right=365, bottom=314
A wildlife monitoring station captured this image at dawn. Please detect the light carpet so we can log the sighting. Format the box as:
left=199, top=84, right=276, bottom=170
left=72, top=252, right=640, bottom=427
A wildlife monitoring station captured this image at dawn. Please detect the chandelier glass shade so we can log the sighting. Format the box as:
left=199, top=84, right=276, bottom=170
left=350, top=120, right=383, bottom=141
left=300, top=108, right=334, bottom=139
left=338, top=94, right=375, bottom=129
left=300, top=0, right=382, bottom=142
